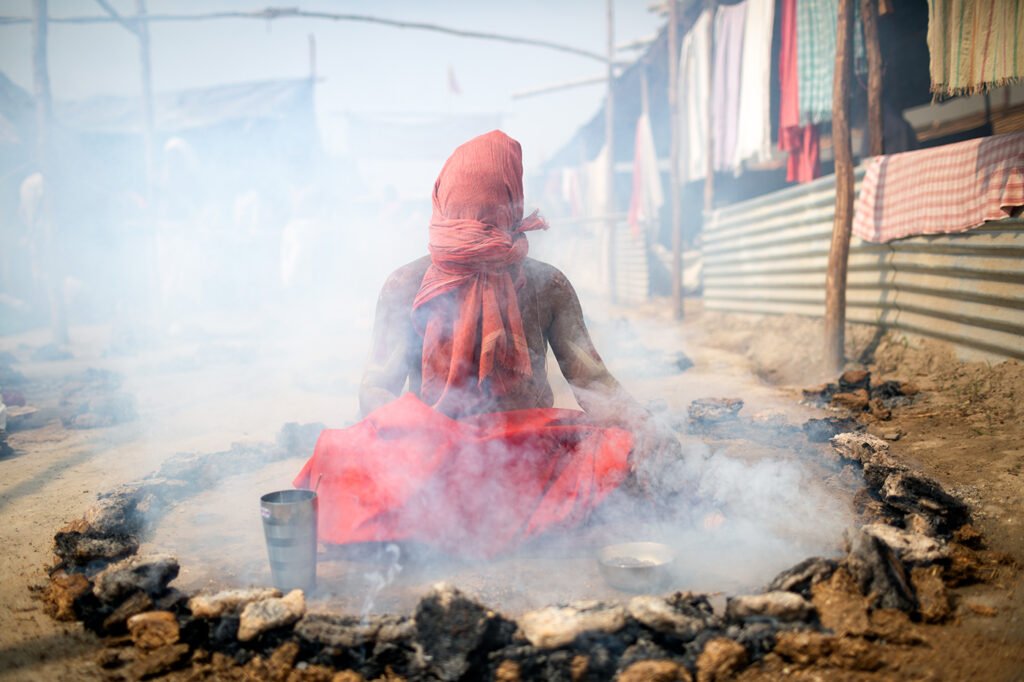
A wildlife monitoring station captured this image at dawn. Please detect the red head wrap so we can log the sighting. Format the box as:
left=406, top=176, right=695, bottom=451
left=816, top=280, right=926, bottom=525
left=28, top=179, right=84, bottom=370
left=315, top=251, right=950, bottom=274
left=412, top=130, right=548, bottom=416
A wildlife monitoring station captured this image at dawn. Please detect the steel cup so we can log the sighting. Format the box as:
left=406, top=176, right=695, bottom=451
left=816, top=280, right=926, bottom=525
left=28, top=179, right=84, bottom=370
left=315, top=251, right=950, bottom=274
left=260, top=489, right=318, bottom=592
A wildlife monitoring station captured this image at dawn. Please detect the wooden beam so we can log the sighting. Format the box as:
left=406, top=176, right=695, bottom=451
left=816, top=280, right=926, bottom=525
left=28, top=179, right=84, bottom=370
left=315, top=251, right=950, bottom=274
left=825, top=0, right=856, bottom=372
left=32, top=0, right=68, bottom=345
left=605, top=0, right=617, bottom=303
left=860, top=0, right=883, bottom=156
left=704, top=1, right=716, bottom=215
left=136, top=0, right=155, bottom=204
left=668, top=0, right=683, bottom=319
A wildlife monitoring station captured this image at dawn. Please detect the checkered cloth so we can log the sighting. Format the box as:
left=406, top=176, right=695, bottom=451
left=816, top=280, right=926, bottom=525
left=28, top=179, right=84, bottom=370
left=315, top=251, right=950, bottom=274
left=853, top=132, right=1024, bottom=243
left=797, top=0, right=865, bottom=125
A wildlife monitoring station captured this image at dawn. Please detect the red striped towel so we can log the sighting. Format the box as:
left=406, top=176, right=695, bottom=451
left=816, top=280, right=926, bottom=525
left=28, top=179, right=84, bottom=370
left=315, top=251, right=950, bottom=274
left=853, top=132, right=1024, bottom=243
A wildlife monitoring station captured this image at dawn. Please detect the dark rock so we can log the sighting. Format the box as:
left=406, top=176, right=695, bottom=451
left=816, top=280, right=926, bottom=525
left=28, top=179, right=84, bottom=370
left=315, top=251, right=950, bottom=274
left=102, top=591, right=154, bottom=633
left=829, top=432, right=907, bottom=487
left=845, top=529, right=917, bottom=613
left=838, top=370, right=871, bottom=391
left=879, top=472, right=970, bottom=535
left=688, top=398, right=743, bottom=424
left=831, top=389, right=869, bottom=411
left=414, top=583, right=514, bottom=681
left=766, top=557, right=837, bottom=598
left=296, top=612, right=414, bottom=649
left=669, top=351, right=694, bottom=373
left=210, top=615, right=241, bottom=648
left=732, top=621, right=779, bottom=661
left=867, top=398, right=892, bottom=421
left=53, top=525, right=139, bottom=567
left=802, top=383, right=837, bottom=406
left=93, top=554, right=179, bottom=605
left=802, top=417, right=861, bottom=443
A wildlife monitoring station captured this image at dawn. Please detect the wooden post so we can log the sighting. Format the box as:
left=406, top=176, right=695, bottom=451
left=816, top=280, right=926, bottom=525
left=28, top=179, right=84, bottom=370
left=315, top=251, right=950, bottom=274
left=32, top=0, right=68, bottom=345
left=605, top=0, right=617, bottom=302
left=825, top=0, right=855, bottom=372
left=136, top=0, right=156, bottom=204
left=668, top=0, right=683, bottom=320
left=704, top=1, right=716, bottom=215
left=860, top=0, right=883, bottom=156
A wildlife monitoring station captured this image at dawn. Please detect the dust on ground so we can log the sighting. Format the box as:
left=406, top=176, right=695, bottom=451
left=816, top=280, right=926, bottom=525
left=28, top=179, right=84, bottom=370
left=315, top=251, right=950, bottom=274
left=1, top=301, right=1022, bottom=681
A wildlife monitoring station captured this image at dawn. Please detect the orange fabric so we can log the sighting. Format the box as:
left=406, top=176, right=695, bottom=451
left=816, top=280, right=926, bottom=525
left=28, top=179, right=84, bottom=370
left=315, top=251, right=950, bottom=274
left=412, top=130, right=548, bottom=417
left=293, top=393, right=633, bottom=557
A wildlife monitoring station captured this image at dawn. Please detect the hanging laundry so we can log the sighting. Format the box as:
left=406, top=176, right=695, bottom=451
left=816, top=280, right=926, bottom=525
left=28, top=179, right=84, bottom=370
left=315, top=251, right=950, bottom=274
left=927, top=0, right=1024, bottom=97
left=627, top=112, right=665, bottom=237
left=853, top=131, right=1024, bottom=243
left=677, top=9, right=712, bottom=182
left=778, top=0, right=821, bottom=183
left=732, top=0, right=776, bottom=168
left=561, top=168, right=583, bottom=219
left=796, top=0, right=865, bottom=125
left=583, top=144, right=611, bottom=219
left=711, top=1, right=748, bottom=172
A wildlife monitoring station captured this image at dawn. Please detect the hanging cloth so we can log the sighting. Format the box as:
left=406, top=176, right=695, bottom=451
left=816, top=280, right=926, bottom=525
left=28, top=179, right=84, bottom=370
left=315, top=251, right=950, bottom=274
left=779, top=0, right=821, bottom=183
left=796, top=0, right=866, bottom=125
left=711, top=1, right=749, bottom=172
left=733, top=0, right=776, bottom=168
left=627, top=112, right=665, bottom=237
left=677, top=9, right=713, bottom=181
left=927, top=0, right=1024, bottom=97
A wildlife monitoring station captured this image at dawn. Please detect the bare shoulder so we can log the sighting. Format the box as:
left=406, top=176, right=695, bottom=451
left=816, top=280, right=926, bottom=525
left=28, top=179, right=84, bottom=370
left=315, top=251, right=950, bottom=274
left=378, top=256, right=431, bottom=304
left=524, top=258, right=578, bottom=304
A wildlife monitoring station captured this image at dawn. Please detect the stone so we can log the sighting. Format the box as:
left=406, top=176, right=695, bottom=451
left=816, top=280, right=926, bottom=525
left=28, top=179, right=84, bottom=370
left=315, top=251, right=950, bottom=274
left=627, top=595, right=710, bottom=641
left=725, top=592, right=814, bottom=623
left=802, top=417, right=861, bottom=443
left=862, top=523, right=948, bottom=564
left=772, top=630, right=834, bottom=665
left=831, top=389, right=869, bottom=411
left=494, top=660, right=522, bottom=682
left=296, top=613, right=414, bottom=648
left=102, top=591, right=154, bottom=633
left=414, top=583, right=513, bottom=681
left=845, top=529, right=917, bottom=612
left=129, top=642, right=189, bottom=679
left=827, top=636, right=882, bottom=671
left=880, top=428, right=903, bottom=441
left=93, top=554, right=179, bottom=605
left=766, top=557, right=837, bottom=597
left=838, top=369, right=871, bottom=391
left=127, top=610, right=180, bottom=650
left=237, top=589, right=305, bottom=642
left=188, top=587, right=281, bottom=618
left=688, top=398, right=744, bottom=424
left=911, top=566, right=951, bottom=623
left=267, top=641, right=300, bottom=679
left=53, top=516, right=139, bottom=566
left=519, top=601, right=627, bottom=649
left=829, top=432, right=907, bottom=487
left=42, top=570, right=92, bottom=621
left=695, top=638, right=747, bottom=682
left=801, top=383, right=836, bottom=406
left=867, top=399, right=892, bottom=421
left=810, top=568, right=871, bottom=636
left=619, top=659, right=691, bottom=682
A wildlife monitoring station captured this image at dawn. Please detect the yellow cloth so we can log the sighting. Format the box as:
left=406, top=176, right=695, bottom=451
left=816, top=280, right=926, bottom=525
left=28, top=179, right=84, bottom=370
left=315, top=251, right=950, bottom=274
left=928, top=0, right=1024, bottom=96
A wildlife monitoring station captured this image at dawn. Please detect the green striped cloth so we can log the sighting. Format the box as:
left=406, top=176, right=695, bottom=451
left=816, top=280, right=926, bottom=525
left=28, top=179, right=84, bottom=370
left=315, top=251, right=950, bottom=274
left=797, top=0, right=865, bottom=125
left=928, top=0, right=1024, bottom=97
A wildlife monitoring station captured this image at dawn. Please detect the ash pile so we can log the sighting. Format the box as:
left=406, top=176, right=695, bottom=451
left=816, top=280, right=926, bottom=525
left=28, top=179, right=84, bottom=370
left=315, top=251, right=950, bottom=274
left=38, top=423, right=1013, bottom=681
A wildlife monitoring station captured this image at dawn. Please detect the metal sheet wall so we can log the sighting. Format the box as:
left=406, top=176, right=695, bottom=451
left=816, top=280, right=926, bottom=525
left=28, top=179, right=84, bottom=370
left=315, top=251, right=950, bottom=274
left=702, top=169, right=1024, bottom=361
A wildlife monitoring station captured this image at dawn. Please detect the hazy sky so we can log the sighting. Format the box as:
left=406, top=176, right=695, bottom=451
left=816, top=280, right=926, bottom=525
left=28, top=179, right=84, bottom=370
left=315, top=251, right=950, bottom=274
left=0, top=1, right=662, bottom=169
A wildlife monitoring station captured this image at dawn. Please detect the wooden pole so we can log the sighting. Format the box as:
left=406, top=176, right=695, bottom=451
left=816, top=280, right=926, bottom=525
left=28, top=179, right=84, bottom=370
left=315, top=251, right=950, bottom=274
left=136, top=0, right=156, bottom=204
left=825, top=0, right=855, bottom=372
left=860, top=0, right=883, bottom=156
left=704, top=1, right=715, bottom=215
left=32, top=0, right=68, bottom=345
left=605, top=0, right=617, bottom=303
left=668, top=0, right=683, bottom=320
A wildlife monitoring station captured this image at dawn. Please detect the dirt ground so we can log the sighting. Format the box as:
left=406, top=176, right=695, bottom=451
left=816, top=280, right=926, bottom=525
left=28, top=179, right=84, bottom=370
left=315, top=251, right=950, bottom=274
left=1, top=301, right=1022, bottom=681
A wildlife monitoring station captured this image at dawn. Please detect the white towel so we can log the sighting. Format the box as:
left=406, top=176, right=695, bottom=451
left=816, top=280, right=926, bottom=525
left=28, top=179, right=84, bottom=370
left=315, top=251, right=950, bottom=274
left=628, top=112, right=665, bottom=235
left=732, top=0, right=775, bottom=168
left=677, top=9, right=712, bottom=182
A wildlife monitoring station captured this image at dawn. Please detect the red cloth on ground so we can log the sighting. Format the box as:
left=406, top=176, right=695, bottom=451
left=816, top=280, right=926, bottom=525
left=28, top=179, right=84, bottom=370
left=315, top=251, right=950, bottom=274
left=413, top=131, right=548, bottom=417
left=777, top=0, right=820, bottom=184
left=293, top=393, right=633, bottom=557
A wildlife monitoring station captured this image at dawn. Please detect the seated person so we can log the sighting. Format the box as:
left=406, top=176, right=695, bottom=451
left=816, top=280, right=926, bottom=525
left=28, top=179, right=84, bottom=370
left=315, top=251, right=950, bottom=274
left=295, top=131, right=680, bottom=557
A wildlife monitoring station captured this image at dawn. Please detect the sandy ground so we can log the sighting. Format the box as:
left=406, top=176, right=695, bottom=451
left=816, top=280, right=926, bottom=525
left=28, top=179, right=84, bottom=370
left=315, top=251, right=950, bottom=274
left=1, top=300, right=1022, bottom=680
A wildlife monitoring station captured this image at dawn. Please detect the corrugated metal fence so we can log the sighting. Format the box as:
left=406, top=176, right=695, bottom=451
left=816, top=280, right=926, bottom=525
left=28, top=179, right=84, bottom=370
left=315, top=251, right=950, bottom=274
left=702, top=169, right=1024, bottom=361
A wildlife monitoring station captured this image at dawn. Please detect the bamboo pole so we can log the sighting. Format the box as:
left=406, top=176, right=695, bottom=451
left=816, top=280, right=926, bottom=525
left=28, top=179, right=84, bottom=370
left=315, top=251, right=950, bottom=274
left=32, top=0, right=68, bottom=345
left=668, top=0, right=683, bottom=320
left=860, top=0, right=883, bottom=156
left=605, top=0, right=617, bottom=303
left=824, top=0, right=855, bottom=372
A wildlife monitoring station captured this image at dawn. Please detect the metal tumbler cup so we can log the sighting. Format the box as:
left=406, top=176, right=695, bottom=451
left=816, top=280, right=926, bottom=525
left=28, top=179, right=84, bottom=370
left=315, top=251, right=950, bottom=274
left=260, top=489, right=318, bottom=592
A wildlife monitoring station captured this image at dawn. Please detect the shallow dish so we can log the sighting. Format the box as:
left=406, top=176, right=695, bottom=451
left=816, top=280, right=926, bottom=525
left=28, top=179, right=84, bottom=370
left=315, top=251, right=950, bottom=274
left=597, top=541, right=675, bottom=593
